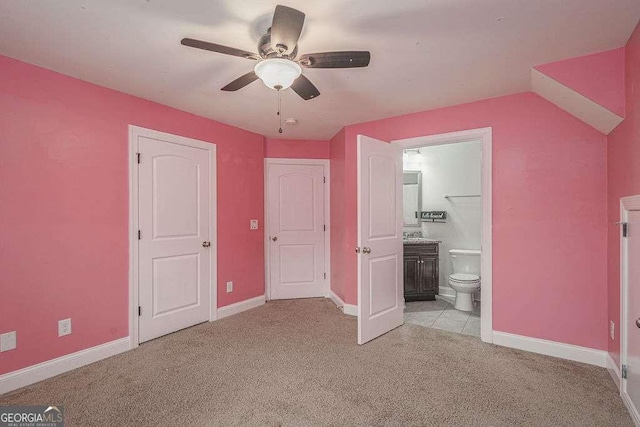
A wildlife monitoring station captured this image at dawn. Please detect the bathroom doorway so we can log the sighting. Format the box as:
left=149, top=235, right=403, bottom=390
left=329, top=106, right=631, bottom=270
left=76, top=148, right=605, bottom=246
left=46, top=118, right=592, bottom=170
left=394, top=128, right=493, bottom=343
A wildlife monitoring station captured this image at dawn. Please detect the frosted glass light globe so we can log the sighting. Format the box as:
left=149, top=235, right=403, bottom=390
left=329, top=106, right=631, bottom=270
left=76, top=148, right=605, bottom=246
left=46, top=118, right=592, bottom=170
left=254, top=58, right=302, bottom=90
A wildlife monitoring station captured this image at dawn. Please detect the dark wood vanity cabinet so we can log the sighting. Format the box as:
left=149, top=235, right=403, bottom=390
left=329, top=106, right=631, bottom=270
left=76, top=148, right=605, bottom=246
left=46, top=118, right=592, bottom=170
left=404, top=243, right=439, bottom=301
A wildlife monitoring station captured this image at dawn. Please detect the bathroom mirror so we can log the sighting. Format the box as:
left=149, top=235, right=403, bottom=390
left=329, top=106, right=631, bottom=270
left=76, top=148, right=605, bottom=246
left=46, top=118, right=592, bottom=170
left=403, top=171, right=422, bottom=228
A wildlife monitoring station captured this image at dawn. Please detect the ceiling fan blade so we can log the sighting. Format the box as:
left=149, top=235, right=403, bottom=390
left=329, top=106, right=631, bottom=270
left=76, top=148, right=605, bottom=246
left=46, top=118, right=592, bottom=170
left=291, top=75, right=320, bottom=100
left=221, top=71, right=259, bottom=91
left=181, top=38, right=258, bottom=60
left=270, top=5, right=305, bottom=56
left=299, top=51, right=371, bottom=68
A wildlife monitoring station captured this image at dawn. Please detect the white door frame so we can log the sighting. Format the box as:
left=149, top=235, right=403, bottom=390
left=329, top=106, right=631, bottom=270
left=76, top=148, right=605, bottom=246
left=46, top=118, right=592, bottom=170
left=392, top=127, right=493, bottom=343
left=620, top=194, right=640, bottom=424
left=128, top=125, right=217, bottom=349
left=264, top=158, right=331, bottom=300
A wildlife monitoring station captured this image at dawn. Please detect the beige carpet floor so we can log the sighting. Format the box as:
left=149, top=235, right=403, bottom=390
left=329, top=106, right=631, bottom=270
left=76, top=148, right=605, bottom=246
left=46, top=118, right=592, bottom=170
left=1, top=299, right=632, bottom=426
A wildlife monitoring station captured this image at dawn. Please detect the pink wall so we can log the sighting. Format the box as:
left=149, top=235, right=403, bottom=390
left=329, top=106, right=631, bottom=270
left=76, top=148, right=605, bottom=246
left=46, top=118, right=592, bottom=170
left=607, top=22, right=640, bottom=366
left=264, top=138, right=329, bottom=159
left=333, top=92, right=609, bottom=350
left=0, top=55, right=265, bottom=375
left=329, top=129, right=346, bottom=301
left=535, top=48, right=626, bottom=117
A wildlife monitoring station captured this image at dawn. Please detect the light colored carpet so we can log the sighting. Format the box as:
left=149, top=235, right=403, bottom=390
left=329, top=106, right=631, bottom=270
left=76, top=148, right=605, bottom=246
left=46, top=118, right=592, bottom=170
left=1, top=299, right=631, bottom=426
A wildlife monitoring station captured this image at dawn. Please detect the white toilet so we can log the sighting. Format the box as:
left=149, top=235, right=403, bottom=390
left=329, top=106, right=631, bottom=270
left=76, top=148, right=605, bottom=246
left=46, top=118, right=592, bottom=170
left=448, top=249, right=481, bottom=312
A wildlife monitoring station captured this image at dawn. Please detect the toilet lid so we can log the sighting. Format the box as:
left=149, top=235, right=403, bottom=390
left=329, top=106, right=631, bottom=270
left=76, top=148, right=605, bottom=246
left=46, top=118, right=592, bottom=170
left=449, top=273, right=480, bottom=282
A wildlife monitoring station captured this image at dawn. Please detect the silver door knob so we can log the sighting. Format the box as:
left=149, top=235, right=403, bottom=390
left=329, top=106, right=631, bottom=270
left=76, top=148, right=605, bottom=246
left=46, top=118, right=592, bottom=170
left=355, top=246, right=361, bottom=253
left=202, top=241, right=211, bottom=247
left=271, top=236, right=278, bottom=241
left=636, top=318, right=640, bottom=329
left=362, top=247, right=372, bottom=254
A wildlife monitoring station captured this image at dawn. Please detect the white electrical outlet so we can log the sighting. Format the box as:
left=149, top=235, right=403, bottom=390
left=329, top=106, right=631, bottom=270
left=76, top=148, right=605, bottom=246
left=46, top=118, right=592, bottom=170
left=226, top=281, right=233, bottom=293
left=0, top=331, right=16, bottom=352
left=610, top=320, right=615, bottom=340
left=58, top=318, right=72, bottom=337
left=250, top=220, right=258, bottom=230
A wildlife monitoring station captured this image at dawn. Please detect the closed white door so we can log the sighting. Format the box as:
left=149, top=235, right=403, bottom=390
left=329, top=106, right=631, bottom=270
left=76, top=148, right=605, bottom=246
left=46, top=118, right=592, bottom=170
left=357, top=135, right=404, bottom=345
left=267, top=163, right=326, bottom=300
left=138, top=136, right=211, bottom=343
left=623, top=204, right=640, bottom=422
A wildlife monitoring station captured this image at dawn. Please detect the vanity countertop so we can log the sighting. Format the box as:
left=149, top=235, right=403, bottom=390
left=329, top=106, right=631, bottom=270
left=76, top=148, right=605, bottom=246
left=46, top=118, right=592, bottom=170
left=403, top=238, right=442, bottom=244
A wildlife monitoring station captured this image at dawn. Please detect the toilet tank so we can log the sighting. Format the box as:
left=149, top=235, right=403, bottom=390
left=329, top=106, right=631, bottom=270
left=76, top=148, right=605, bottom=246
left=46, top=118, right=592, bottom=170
left=449, top=249, right=481, bottom=276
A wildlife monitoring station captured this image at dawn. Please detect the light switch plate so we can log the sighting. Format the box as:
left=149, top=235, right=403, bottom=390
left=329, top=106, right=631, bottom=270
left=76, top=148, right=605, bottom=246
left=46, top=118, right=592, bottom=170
left=0, top=331, right=17, bottom=352
left=58, top=318, right=72, bottom=337
left=226, top=281, right=233, bottom=293
left=250, top=220, right=258, bottom=230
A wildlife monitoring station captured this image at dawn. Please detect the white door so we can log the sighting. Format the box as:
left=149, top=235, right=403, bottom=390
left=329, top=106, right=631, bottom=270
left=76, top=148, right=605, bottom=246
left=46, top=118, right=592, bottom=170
left=138, top=136, right=212, bottom=343
left=357, top=135, right=404, bottom=345
left=267, top=162, right=326, bottom=299
left=622, top=198, right=640, bottom=423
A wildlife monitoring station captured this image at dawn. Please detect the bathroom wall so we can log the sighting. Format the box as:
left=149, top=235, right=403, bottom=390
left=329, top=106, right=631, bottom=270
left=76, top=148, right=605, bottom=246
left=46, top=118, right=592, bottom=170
left=416, top=141, right=482, bottom=293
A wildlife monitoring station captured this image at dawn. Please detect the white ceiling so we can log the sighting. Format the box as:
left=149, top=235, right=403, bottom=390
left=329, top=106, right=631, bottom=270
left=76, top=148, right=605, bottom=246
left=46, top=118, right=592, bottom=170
left=1, top=1, right=639, bottom=140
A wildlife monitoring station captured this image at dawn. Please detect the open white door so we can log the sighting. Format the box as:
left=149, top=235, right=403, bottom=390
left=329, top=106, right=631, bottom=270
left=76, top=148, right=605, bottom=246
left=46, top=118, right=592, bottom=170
left=622, top=196, right=640, bottom=424
left=357, top=135, right=404, bottom=345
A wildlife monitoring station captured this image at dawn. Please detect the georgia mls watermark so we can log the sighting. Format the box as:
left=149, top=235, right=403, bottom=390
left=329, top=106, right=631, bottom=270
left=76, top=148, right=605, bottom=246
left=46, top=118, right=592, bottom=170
left=0, top=406, right=64, bottom=427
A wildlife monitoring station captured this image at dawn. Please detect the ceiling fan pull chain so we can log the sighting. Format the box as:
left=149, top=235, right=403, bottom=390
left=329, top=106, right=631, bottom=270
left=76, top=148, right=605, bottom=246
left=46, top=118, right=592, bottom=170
left=277, top=88, right=283, bottom=134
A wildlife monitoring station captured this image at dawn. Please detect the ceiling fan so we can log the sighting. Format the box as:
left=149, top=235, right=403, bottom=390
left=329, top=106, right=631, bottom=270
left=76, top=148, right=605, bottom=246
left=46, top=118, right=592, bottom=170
left=181, top=5, right=371, bottom=100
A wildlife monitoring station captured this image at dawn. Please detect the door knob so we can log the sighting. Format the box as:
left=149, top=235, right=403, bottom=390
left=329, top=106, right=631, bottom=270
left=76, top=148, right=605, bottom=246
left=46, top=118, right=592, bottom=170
left=362, top=247, right=372, bottom=254
left=271, top=236, right=278, bottom=241
left=636, top=318, right=640, bottom=329
left=355, top=246, right=361, bottom=253
left=202, top=241, right=211, bottom=247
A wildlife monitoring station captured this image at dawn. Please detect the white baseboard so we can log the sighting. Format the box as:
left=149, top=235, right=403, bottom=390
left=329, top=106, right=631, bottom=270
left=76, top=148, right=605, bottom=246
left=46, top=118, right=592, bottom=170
left=327, top=290, right=357, bottom=317
left=492, top=331, right=608, bottom=367
left=0, top=337, right=130, bottom=395
left=607, top=353, right=621, bottom=390
left=217, top=295, right=265, bottom=320
left=622, top=391, right=640, bottom=426
left=328, top=290, right=344, bottom=308
left=438, top=286, right=455, bottom=298
left=343, top=304, right=357, bottom=316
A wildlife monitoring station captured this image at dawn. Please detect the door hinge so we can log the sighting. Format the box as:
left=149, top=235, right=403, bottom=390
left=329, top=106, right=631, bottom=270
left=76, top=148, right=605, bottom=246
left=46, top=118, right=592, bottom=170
left=323, top=224, right=326, bottom=232
left=138, top=306, right=142, bottom=317
left=323, top=176, right=326, bottom=183
left=138, top=230, right=141, bottom=240
left=622, top=364, right=628, bottom=379
left=324, top=273, right=327, bottom=279
left=136, top=152, right=141, bottom=164
left=623, top=223, right=629, bottom=238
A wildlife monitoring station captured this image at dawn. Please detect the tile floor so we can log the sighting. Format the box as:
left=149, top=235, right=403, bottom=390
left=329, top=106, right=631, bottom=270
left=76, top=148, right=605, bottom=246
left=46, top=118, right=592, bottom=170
left=404, top=295, right=481, bottom=337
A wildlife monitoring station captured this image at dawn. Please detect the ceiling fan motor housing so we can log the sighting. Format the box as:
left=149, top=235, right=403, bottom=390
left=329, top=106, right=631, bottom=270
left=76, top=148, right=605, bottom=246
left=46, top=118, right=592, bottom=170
left=258, top=31, right=298, bottom=60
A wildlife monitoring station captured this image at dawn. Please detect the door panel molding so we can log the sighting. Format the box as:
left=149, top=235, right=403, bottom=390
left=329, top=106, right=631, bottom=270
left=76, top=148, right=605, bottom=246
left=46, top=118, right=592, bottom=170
left=129, top=125, right=217, bottom=349
left=264, top=158, right=330, bottom=300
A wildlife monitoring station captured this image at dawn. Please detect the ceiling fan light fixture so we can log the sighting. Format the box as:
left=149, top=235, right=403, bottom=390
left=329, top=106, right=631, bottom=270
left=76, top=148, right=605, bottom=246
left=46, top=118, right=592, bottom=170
left=254, top=58, right=302, bottom=90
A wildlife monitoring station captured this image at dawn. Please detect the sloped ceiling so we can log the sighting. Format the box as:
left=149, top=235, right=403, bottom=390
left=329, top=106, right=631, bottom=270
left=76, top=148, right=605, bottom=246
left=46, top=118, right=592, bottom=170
left=0, top=0, right=639, bottom=139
